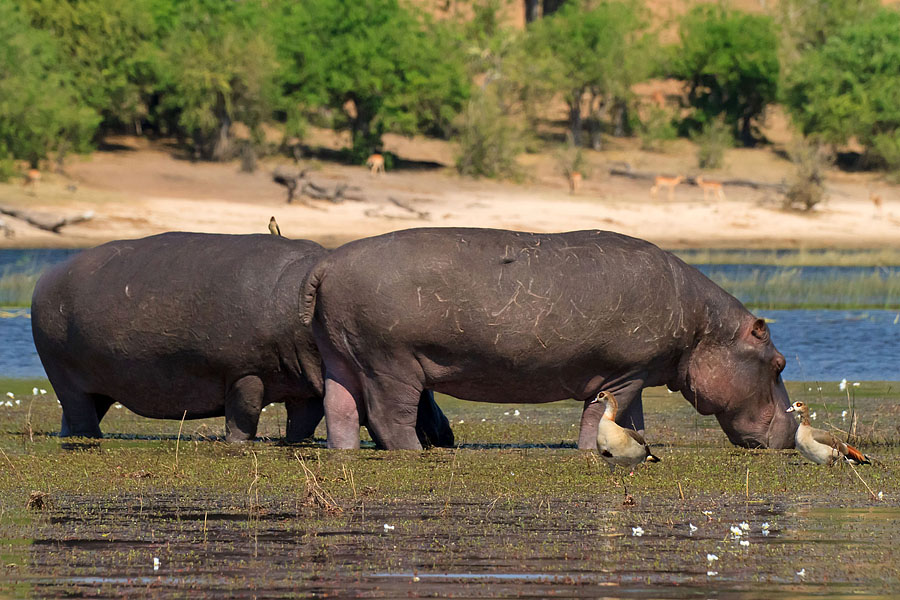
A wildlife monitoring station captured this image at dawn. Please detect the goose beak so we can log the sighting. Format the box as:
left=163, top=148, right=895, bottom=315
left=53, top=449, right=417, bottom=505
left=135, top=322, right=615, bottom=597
left=785, top=406, right=796, bottom=413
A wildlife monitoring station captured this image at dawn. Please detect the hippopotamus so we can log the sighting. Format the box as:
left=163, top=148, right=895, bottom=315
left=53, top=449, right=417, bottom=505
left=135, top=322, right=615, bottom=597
left=31, top=232, right=454, bottom=445
left=299, top=227, right=797, bottom=450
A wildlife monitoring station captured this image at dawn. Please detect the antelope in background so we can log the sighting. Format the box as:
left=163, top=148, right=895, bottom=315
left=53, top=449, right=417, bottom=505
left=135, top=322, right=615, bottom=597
left=650, top=174, right=684, bottom=201
left=366, top=153, right=385, bottom=176
left=568, top=171, right=582, bottom=194
left=23, top=168, right=40, bottom=194
left=696, top=176, right=725, bottom=201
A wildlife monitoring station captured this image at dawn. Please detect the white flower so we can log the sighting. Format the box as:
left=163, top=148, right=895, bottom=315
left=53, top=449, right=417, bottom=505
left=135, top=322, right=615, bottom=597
left=853, top=382, right=860, bottom=387
left=513, top=409, right=520, bottom=416
left=458, top=420, right=464, bottom=424
left=701, top=510, right=713, bottom=516
left=39, top=389, right=47, bottom=395
left=878, top=491, right=884, bottom=500
left=842, top=410, right=848, bottom=420
left=383, top=524, right=395, bottom=530
left=730, top=526, right=743, bottom=537
left=839, top=378, right=847, bottom=391
left=707, top=570, right=718, bottom=577
left=761, top=522, right=770, bottom=530
left=5, top=392, right=13, bottom=399
left=810, top=411, right=817, bottom=420
left=3, top=401, right=11, bottom=407
left=153, top=557, right=160, bottom=571
left=739, top=521, right=750, bottom=531
left=14, top=400, right=20, bottom=406
left=740, top=540, right=750, bottom=547
left=261, top=408, right=266, bottom=412
left=707, top=554, right=718, bottom=562
left=32, top=387, right=38, bottom=395
left=503, top=411, right=510, bottom=416
left=689, top=523, right=698, bottom=534
left=631, top=526, right=644, bottom=537
left=796, top=568, right=806, bottom=577
left=481, top=418, right=486, bottom=422
left=115, top=404, right=122, bottom=409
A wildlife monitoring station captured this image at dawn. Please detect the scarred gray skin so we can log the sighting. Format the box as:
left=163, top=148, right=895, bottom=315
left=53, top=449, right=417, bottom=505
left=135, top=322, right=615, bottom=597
left=31, top=232, right=454, bottom=445
left=300, top=227, right=797, bottom=450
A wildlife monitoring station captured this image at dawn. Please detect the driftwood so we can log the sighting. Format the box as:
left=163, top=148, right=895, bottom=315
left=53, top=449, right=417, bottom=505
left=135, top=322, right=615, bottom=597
left=272, top=167, right=364, bottom=205
left=364, top=196, right=431, bottom=221
left=609, top=167, right=786, bottom=193
left=0, top=206, right=94, bottom=234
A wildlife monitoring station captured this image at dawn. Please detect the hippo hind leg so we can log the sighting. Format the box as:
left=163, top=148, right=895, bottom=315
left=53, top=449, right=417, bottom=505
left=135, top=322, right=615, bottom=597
left=224, top=375, right=264, bottom=442
left=58, top=389, right=108, bottom=438
left=362, top=377, right=423, bottom=450
left=285, top=396, right=325, bottom=443
left=416, top=390, right=455, bottom=448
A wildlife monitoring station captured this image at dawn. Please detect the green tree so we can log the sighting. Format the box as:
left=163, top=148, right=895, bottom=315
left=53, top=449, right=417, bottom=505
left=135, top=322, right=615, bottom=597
left=783, top=9, right=900, bottom=171
left=20, top=0, right=160, bottom=137
left=153, top=1, right=278, bottom=160
left=272, top=0, right=470, bottom=160
left=526, top=0, right=654, bottom=149
left=776, top=0, right=879, bottom=64
left=671, top=6, right=779, bottom=147
left=0, top=1, right=98, bottom=171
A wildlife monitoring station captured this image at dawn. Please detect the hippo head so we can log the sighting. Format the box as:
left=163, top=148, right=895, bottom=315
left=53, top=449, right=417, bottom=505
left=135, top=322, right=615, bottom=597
left=681, top=317, right=796, bottom=449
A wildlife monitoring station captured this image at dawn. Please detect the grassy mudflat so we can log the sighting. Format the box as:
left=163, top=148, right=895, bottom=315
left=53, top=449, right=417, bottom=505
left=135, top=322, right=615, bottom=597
left=1, top=381, right=898, bottom=598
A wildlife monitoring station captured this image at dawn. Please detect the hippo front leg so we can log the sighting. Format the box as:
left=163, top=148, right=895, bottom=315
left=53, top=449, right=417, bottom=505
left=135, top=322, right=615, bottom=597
left=416, top=390, right=455, bottom=448
left=285, top=396, right=325, bottom=443
left=224, top=375, right=264, bottom=442
left=577, top=380, right=645, bottom=450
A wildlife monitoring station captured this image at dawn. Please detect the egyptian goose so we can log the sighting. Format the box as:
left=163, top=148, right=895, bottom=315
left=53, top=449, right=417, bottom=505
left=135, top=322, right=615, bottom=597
left=786, top=401, right=870, bottom=465
left=596, top=391, right=660, bottom=473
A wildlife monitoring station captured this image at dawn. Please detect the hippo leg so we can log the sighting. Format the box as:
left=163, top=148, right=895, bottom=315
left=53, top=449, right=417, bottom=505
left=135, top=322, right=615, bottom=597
left=323, top=375, right=362, bottom=449
left=284, top=397, right=325, bottom=443
left=577, top=379, right=645, bottom=450
left=362, top=377, right=423, bottom=450
left=94, top=395, right=115, bottom=422
left=57, top=386, right=104, bottom=438
left=415, top=390, right=455, bottom=448
left=224, top=375, right=264, bottom=442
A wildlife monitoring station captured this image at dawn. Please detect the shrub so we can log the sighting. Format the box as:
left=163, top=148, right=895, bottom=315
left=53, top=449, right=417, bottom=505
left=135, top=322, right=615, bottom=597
left=639, top=106, right=677, bottom=152
left=455, top=88, right=524, bottom=180
left=692, top=118, right=732, bottom=169
left=783, top=139, right=832, bottom=211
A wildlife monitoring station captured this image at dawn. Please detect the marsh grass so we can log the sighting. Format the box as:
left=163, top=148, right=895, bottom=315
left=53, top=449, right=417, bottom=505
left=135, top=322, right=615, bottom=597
left=0, top=266, right=40, bottom=307
left=675, top=247, right=900, bottom=267
left=704, top=266, right=900, bottom=309
left=1, top=380, right=899, bottom=595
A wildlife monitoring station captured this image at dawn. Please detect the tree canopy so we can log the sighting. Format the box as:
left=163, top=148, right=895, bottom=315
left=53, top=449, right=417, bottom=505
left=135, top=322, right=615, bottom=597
left=670, top=5, right=779, bottom=147
left=783, top=8, right=900, bottom=169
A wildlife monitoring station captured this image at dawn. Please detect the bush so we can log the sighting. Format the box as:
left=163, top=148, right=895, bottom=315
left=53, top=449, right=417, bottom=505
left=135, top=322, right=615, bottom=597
left=784, top=9, right=900, bottom=172
left=455, top=88, right=524, bottom=180
left=783, top=139, right=832, bottom=211
left=671, top=6, right=779, bottom=147
left=692, top=118, right=732, bottom=169
left=639, top=106, right=677, bottom=152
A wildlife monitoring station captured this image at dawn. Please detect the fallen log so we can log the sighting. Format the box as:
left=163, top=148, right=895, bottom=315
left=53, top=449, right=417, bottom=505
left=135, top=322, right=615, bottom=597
left=0, top=206, right=94, bottom=234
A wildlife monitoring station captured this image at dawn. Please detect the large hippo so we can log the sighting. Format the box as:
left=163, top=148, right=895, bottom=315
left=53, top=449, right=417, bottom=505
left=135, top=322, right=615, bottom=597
left=31, top=232, right=454, bottom=445
left=300, top=228, right=797, bottom=450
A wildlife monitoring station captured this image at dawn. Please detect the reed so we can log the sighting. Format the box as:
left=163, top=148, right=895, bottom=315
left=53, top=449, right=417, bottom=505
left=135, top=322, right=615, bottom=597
left=675, top=248, right=900, bottom=267
left=0, top=265, right=41, bottom=307
left=706, top=267, right=900, bottom=309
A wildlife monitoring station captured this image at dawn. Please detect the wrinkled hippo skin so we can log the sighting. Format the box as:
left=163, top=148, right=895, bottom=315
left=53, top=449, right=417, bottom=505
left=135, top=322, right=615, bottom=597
left=301, top=228, right=796, bottom=450
left=32, top=232, right=454, bottom=446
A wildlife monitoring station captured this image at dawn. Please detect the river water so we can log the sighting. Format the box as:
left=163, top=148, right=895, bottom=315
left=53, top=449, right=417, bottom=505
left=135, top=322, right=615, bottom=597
left=0, top=249, right=898, bottom=381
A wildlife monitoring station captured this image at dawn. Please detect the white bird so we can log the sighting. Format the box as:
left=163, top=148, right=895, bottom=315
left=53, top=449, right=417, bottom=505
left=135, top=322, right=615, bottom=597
left=595, top=391, right=660, bottom=474
left=787, top=401, right=870, bottom=465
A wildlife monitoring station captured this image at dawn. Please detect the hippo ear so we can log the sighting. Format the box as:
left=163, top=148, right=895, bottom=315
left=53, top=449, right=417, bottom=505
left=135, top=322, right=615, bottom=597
left=750, top=318, right=770, bottom=342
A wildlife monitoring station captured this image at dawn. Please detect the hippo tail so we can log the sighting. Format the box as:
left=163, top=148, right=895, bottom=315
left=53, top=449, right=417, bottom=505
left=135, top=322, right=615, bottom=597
left=299, top=257, right=328, bottom=327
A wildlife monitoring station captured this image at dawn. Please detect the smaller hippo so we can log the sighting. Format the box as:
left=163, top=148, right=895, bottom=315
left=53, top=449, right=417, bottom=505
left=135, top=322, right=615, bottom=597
left=31, top=232, right=454, bottom=445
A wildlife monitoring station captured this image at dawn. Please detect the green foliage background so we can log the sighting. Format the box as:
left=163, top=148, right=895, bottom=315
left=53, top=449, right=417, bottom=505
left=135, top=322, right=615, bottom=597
left=2, top=0, right=900, bottom=178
